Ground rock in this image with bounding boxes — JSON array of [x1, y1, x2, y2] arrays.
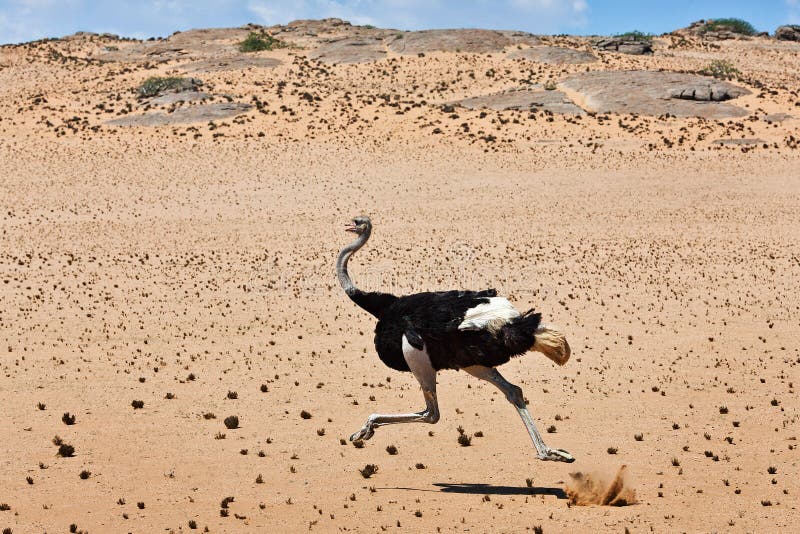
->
[[388, 29, 539, 55], [594, 37, 652, 55], [149, 91, 211, 106], [179, 56, 282, 73], [701, 30, 741, 41], [560, 71, 750, 119], [713, 138, 764, 146], [775, 25, 800, 41], [308, 38, 386, 64], [668, 82, 748, 102], [107, 102, 252, 127], [507, 46, 596, 64], [762, 113, 793, 123], [674, 20, 753, 40], [453, 87, 584, 115]]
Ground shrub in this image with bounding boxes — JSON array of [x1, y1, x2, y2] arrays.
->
[[239, 32, 286, 53], [702, 18, 756, 36], [615, 30, 653, 42], [136, 77, 199, 98], [359, 464, 378, 478], [224, 415, 239, 429], [57, 443, 75, 457], [700, 60, 740, 80]]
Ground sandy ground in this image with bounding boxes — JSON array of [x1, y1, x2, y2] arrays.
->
[[1, 26, 799, 533]]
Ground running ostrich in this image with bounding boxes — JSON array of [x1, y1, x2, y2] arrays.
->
[[337, 216, 575, 462]]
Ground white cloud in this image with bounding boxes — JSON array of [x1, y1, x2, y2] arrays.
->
[[246, 0, 589, 32]]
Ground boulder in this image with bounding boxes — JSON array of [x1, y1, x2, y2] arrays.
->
[[668, 82, 748, 102], [594, 36, 652, 55], [775, 25, 800, 41]]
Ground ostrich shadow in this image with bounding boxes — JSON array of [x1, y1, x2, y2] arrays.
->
[[435, 483, 567, 498], [379, 483, 567, 499]]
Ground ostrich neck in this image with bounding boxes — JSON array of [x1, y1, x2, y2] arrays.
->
[[336, 230, 370, 296]]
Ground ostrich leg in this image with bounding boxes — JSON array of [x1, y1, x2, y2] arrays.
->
[[464, 365, 574, 462], [350, 336, 440, 441]]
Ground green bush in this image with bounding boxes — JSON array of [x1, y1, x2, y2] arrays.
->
[[701, 18, 756, 36], [137, 77, 199, 98], [700, 59, 741, 80], [239, 32, 286, 52], [615, 30, 653, 42]]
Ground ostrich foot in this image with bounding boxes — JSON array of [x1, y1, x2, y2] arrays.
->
[[539, 448, 575, 463], [349, 425, 375, 442]]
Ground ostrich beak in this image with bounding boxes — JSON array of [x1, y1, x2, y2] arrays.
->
[[344, 222, 358, 233]]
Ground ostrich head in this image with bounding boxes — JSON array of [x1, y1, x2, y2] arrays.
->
[[345, 216, 371, 237], [337, 215, 372, 296]]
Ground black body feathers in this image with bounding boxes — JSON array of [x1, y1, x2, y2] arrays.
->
[[347, 287, 541, 372]]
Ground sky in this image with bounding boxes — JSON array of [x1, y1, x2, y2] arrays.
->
[[0, 0, 797, 45]]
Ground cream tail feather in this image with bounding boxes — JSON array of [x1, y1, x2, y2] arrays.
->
[[532, 324, 571, 366], [459, 298, 571, 365]]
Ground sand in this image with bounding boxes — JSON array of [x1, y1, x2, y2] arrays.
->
[[1, 23, 799, 533]]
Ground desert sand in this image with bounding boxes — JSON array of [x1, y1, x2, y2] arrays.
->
[[1, 19, 799, 533]]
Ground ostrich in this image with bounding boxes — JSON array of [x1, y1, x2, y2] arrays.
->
[[336, 216, 574, 462]]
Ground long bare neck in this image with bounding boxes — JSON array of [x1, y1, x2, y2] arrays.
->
[[336, 228, 371, 296]]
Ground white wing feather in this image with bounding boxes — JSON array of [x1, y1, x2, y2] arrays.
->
[[458, 297, 520, 333]]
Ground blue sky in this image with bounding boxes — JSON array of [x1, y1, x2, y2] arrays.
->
[[0, 0, 797, 45]]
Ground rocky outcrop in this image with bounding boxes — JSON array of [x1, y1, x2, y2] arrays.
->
[[308, 38, 386, 64], [668, 81, 748, 102], [674, 20, 754, 41], [148, 91, 211, 106], [107, 102, 252, 127], [593, 36, 652, 55], [507, 46, 596, 64], [179, 56, 282, 73], [775, 25, 800, 41], [453, 87, 584, 115], [560, 71, 750, 119], [387, 29, 539, 54]]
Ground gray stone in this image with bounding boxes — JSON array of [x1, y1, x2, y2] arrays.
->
[[560, 70, 751, 119], [775, 25, 800, 41], [453, 87, 584, 115], [594, 37, 652, 55], [387, 29, 539, 55], [507, 46, 596, 64], [107, 102, 252, 127], [713, 138, 764, 146], [668, 82, 748, 102], [149, 91, 211, 106], [763, 113, 793, 123], [308, 38, 386, 64]]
